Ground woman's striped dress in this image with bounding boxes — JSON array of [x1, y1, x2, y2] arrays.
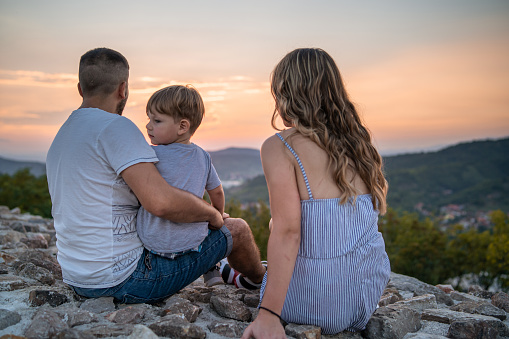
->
[[259, 133, 391, 334]]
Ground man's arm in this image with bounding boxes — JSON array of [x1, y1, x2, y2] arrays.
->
[[207, 184, 225, 215], [121, 162, 223, 228]]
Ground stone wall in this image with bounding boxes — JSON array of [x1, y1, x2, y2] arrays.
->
[[0, 206, 508, 339]]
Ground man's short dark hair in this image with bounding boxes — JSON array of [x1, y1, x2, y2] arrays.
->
[[79, 48, 129, 97]]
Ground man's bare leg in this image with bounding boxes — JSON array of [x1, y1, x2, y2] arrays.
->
[[223, 218, 266, 284]]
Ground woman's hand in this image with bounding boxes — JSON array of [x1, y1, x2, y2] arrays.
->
[[241, 311, 286, 339]]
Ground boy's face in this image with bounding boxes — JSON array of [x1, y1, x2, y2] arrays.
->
[[146, 110, 181, 145]]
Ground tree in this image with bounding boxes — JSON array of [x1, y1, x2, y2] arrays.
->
[[0, 169, 52, 218]]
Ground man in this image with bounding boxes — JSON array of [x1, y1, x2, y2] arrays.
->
[[46, 47, 266, 303]]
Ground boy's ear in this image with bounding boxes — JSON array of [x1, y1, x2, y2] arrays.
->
[[178, 119, 191, 135]]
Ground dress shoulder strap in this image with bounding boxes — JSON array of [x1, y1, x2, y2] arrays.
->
[[275, 133, 314, 200]]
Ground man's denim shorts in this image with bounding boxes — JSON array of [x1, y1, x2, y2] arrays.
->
[[71, 225, 233, 304]]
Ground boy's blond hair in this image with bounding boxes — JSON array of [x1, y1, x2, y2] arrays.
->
[[147, 85, 205, 134]]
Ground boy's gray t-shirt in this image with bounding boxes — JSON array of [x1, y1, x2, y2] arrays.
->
[[137, 143, 221, 253]]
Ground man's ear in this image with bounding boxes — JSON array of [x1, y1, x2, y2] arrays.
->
[[118, 82, 128, 99], [178, 119, 191, 135], [77, 83, 84, 98]]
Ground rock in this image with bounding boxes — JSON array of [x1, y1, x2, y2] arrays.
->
[[29, 290, 69, 307], [14, 262, 55, 285], [387, 273, 453, 306], [243, 293, 261, 307], [105, 305, 145, 324], [24, 308, 68, 339], [17, 249, 62, 279], [421, 308, 508, 336], [87, 323, 135, 337], [127, 324, 159, 339], [403, 334, 447, 338], [450, 291, 486, 303], [20, 233, 48, 249], [435, 284, 454, 294], [393, 294, 437, 313], [149, 314, 206, 339], [177, 286, 214, 303], [492, 291, 509, 312], [3, 209, 509, 339], [207, 320, 247, 337], [379, 287, 404, 307], [448, 319, 507, 339], [51, 328, 96, 339], [285, 323, 322, 338], [0, 308, 21, 330], [210, 295, 252, 322], [468, 285, 495, 299], [450, 300, 506, 320], [79, 297, 116, 314], [362, 305, 421, 339], [323, 330, 363, 338], [163, 296, 202, 322], [53, 305, 99, 327], [0, 275, 28, 291], [0, 230, 25, 246]]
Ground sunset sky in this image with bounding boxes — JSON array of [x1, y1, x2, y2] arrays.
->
[[1, 1, 508, 162]]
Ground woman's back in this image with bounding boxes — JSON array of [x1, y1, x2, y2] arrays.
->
[[278, 129, 369, 201]]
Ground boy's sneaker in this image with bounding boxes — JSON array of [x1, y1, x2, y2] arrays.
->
[[203, 264, 223, 287], [219, 259, 267, 290]]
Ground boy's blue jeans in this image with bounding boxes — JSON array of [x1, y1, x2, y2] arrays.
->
[[71, 225, 233, 304]]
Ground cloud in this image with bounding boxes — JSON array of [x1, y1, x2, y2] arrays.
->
[[0, 70, 76, 88]]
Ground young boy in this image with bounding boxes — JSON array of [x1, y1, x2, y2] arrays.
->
[[136, 85, 224, 287]]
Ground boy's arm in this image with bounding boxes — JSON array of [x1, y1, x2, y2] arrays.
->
[[121, 162, 223, 229], [207, 184, 225, 216]]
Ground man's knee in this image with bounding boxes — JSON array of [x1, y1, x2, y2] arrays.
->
[[224, 218, 252, 242]]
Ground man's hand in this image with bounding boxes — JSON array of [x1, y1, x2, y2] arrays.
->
[[208, 209, 224, 230]]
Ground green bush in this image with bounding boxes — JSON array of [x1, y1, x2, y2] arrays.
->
[[0, 168, 52, 218]]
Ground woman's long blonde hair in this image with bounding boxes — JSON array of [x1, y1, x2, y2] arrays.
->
[[271, 48, 388, 214]]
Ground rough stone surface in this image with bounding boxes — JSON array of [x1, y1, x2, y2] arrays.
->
[[387, 272, 454, 306], [285, 323, 322, 338], [492, 292, 509, 312], [448, 320, 506, 339], [207, 320, 247, 337], [393, 294, 437, 313], [469, 284, 496, 299], [0, 309, 21, 330], [163, 296, 203, 322], [79, 297, 116, 314], [210, 295, 252, 322], [28, 289, 69, 307], [149, 314, 206, 339], [1, 207, 508, 339], [363, 305, 421, 339], [450, 300, 507, 320], [105, 305, 145, 324], [24, 308, 69, 339], [421, 308, 509, 337]]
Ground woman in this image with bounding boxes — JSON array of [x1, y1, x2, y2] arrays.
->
[[242, 48, 390, 338]]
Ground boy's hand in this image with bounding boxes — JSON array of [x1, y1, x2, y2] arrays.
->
[[222, 212, 230, 219]]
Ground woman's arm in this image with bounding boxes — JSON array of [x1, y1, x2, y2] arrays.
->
[[242, 135, 301, 339]]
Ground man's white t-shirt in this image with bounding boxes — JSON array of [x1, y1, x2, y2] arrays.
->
[[46, 108, 158, 289]]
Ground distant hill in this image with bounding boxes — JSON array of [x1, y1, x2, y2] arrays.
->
[[0, 157, 46, 177], [384, 137, 509, 213], [209, 147, 263, 181], [224, 137, 509, 213], [0, 147, 263, 182]]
